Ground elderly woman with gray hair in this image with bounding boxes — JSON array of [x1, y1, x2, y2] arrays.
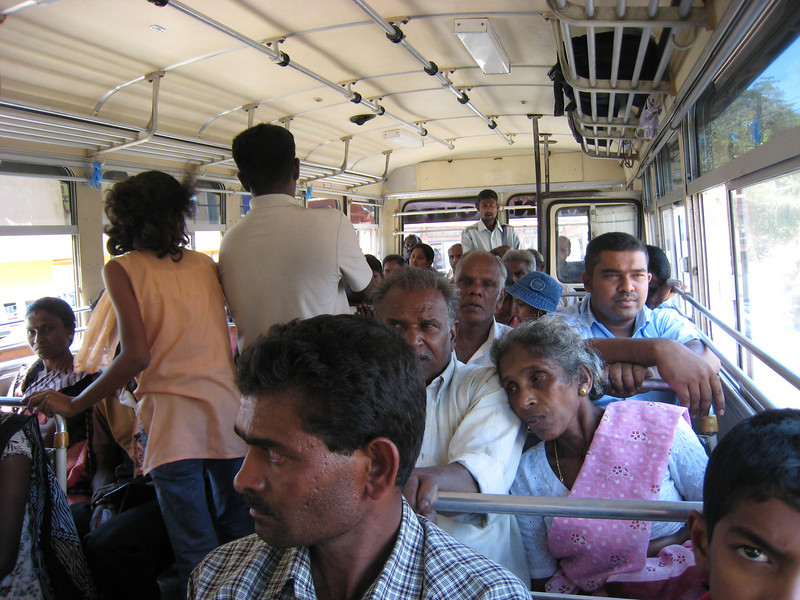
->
[[492, 315, 709, 598]]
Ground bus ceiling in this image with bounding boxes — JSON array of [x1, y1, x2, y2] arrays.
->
[[0, 0, 773, 193]]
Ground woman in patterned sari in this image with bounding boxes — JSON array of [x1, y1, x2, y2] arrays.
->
[[11, 297, 97, 501], [492, 315, 709, 598], [0, 411, 99, 600]]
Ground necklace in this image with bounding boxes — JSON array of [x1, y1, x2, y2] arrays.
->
[[552, 440, 565, 485]]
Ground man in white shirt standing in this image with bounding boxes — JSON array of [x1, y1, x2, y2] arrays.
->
[[373, 267, 528, 583], [461, 189, 520, 254], [219, 124, 372, 351]]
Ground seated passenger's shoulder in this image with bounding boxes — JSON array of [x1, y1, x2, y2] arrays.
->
[[453, 361, 504, 393], [189, 534, 279, 596]]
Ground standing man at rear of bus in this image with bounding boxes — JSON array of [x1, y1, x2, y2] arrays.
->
[[461, 189, 520, 255], [219, 124, 372, 352], [562, 231, 725, 418]]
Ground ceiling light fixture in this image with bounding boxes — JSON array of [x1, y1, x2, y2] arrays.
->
[[383, 129, 423, 149], [454, 18, 510, 75]]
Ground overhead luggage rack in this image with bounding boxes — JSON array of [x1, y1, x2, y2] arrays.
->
[[0, 101, 382, 188], [546, 0, 708, 160]]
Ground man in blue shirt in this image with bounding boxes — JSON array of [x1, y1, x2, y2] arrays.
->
[[563, 232, 723, 418]]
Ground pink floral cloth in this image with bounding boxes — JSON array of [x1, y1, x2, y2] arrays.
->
[[546, 401, 702, 597]]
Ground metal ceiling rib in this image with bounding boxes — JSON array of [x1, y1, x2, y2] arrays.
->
[[350, 0, 515, 146], [163, 0, 454, 151], [0, 101, 382, 188]]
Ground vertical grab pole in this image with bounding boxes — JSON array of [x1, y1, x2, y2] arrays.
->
[[529, 115, 542, 204], [53, 416, 68, 491], [541, 134, 551, 195]]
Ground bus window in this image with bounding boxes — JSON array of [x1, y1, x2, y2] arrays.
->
[[655, 136, 683, 199], [507, 194, 538, 250], [699, 185, 739, 365], [731, 168, 800, 408], [659, 201, 694, 320], [192, 231, 223, 262], [191, 189, 223, 226], [307, 198, 340, 210], [0, 168, 78, 347], [697, 34, 800, 175], [554, 206, 589, 283], [350, 201, 379, 257], [188, 183, 226, 259], [401, 198, 475, 273], [552, 203, 639, 284]]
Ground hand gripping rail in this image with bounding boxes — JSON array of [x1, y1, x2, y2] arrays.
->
[[0, 397, 68, 491]]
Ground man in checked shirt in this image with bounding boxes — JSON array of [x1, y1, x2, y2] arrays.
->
[[188, 314, 530, 600]]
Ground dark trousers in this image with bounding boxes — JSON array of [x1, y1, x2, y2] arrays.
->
[[72, 498, 174, 600]]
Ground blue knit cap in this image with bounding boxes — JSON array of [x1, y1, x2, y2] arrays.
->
[[507, 271, 562, 313]]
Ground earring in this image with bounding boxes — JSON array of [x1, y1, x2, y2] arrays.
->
[[578, 386, 588, 397]]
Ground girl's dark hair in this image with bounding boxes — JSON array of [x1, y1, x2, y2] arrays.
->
[[104, 170, 195, 260]]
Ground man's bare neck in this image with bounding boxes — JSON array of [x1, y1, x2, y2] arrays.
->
[[590, 300, 636, 338], [455, 318, 493, 362], [308, 500, 402, 600]]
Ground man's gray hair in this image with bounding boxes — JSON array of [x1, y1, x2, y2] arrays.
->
[[454, 251, 508, 287], [490, 314, 608, 400], [502, 249, 536, 272], [373, 266, 459, 326]]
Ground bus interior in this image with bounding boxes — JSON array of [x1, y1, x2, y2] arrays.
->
[[1, 1, 799, 594]]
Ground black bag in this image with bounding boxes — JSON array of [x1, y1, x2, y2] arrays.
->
[[550, 31, 662, 119]]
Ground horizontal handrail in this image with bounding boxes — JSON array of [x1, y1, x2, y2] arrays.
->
[[435, 492, 699, 521], [675, 288, 800, 393], [0, 397, 68, 491], [694, 331, 777, 411]]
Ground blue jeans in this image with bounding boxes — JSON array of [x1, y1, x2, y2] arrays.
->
[[149, 457, 253, 596]]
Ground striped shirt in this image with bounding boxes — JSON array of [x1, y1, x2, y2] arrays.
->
[[189, 499, 531, 600]]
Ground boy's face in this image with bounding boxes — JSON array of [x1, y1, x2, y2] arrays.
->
[[690, 498, 800, 600]]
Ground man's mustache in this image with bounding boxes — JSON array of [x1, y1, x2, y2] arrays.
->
[[243, 490, 272, 515]]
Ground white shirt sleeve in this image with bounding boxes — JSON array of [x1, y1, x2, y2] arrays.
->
[[505, 224, 521, 250], [448, 373, 525, 495], [336, 215, 372, 293], [461, 227, 477, 253]]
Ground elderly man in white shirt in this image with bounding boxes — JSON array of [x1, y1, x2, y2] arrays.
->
[[454, 251, 513, 366], [373, 267, 528, 583]]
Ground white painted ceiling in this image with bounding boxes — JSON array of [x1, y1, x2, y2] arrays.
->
[[0, 0, 673, 178]]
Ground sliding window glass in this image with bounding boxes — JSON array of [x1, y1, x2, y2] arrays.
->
[[697, 33, 800, 175], [731, 167, 800, 408], [0, 164, 78, 347], [401, 198, 475, 273]]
